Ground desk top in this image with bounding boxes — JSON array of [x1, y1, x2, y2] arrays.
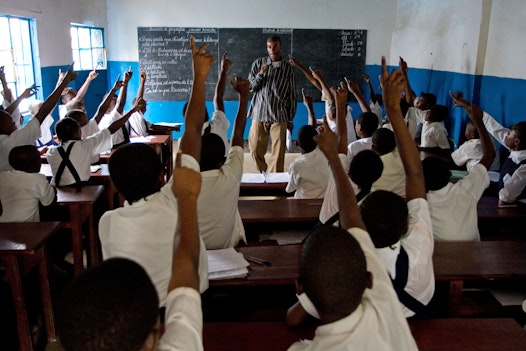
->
[[56, 185, 105, 203], [40, 163, 110, 178], [477, 196, 526, 219], [203, 318, 526, 351], [0, 222, 62, 254], [238, 198, 322, 223]]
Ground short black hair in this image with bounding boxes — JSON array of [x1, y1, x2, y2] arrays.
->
[[360, 190, 408, 248], [420, 93, 437, 108], [267, 35, 281, 44], [372, 128, 396, 155], [422, 156, 450, 191], [357, 112, 379, 137], [297, 125, 318, 153], [9, 145, 41, 173], [109, 143, 163, 204], [57, 258, 159, 351], [511, 121, 526, 150], [55, 117, 80, 142], [200, 133, 226, 171], [349, 150, 383, 201], [428, 104, 449, 123], [299, 226, 367, 319]]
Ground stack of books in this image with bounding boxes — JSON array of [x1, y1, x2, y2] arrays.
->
[[207, 247, 250, 280]]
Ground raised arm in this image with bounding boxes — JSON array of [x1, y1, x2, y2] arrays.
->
[[214, 52, 232, 113], [75, 68, 98, 100], [399, 57, 416, 107], [107, 101, 139, 134], [93, 76, 123, 124], [136, 69, 146, 102], [381, 57, 425, 201], [0, 66, 13, 104], [115, 68, 132, 114], [229, 77, 250, 148], [333, 81, 348, 155], [36, 65, 77, 124], [302, 88, 317, 127], [168, 152, 202, 292], [178, 36, 214, 162], [450, 91, 495, 170], [363, 74, 377, 104], [289, 57, 322, 91], [344, 77, 371, 113], [5, 84, 38, 115], [311, 68, 333, 105]]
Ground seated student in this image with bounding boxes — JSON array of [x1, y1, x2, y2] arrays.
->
[[289, 57, 357, 144], [0, 145, 55, 222], [286, 66, 418, 350], [348, 149, 383, 202], [57, 152, 205, 351], [363, 73, 384, 127], [58, 68, 98, 119], [98, 37, 212, 307], [371, 127, 406, 197], [419, 104, 451, 150], [47, 102, 137, 187], [28, 100, 57, 149], [346, 111, 379, 166], [99, 68, 133, 148], [197, 54, 249, 249], [451, 119, 500, 172], [286, 90, 330, 199], [0, 66, 77, 172]]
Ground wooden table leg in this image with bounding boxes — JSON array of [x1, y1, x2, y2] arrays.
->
[[3, 255, 34, 351], [447, 280, 464, 317], [69, 203, 84, 275], [37, 248, 57, 341], [86, 209, 100, 268]]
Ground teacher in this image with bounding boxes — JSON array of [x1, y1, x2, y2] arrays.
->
[[247, 35, 296, 172]]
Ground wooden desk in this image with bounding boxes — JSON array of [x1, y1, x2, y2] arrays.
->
[[203, 318, 526, 351], [238, 198, 322, 224], [0, 222, 62, 351], [433, 240, 526, 316], [55, 185, 105, 275]]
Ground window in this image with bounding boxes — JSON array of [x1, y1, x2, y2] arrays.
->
[[70, 25, 106, 71], [0, 14, 38, 113]]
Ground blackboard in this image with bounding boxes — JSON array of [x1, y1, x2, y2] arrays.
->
[[138, 27, 366, 102]]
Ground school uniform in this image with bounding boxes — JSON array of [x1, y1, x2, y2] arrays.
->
[[0, 171, 55, 222], [372, 149, 406, 197], [198, 146, 245, 249], [81, 118, 100, 139], [319, 153, 348, 224], [128, 111, 151, 137], [370, 100, 384, 127], [451, 138, 500, 172], [405, 107, 428, 140], [0, 117, 41, 171], [286, 147, 330, 199], [99, 109, 128, 146], [420, 121, 450, 149], [98, 154, 209, 307], [204, 110, 230, 157], [482, 111, 526, 202], [287, 227, 418, 351], [324, 99, 357, 145], [347, 137, 373, 166], [46, 129, 112, 186], [36, 114, 55, 147]]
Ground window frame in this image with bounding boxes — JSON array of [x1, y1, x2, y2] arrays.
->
[[70, 24, 107, 71]]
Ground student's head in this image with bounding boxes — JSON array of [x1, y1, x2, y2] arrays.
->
[[506, 122, 526, 151], [355, 112, 379, 138], [266, 36, 282, 62], [297, 125, 318, 154], [415, 93, 436, 110], [65, 98, 86, 113], [422, 157, 451, 191], [425, 104, 449, 123], [182, 101, 209, 123], [109, 143, 164, 204], [360, 190, 408, 248], [57, 258, 159, 351], [103, 93, 118, 113], [371, 128, 396, 156], [200, 133, 226, 171], [0, 110, 17, 135], [464, 120, 479, 140], [61, 88, 77, 105], [55, 117, 82, 142], [65, 109, 89, 127], [349, 150, 383, 199], [9, 145, 41, 173], [28, 100, 43, 117], [299, 225, 369, 322], [133, 97, 147, 114]]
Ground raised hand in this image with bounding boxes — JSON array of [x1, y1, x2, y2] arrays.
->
[[313, 116, 338, 157], [344, 77, 360, 95], [140, 69, 146, 81], [259, 57, 269, 75], [88, 68, 98, 81], [309, 67, 323, 81], [111, 74, 124, 92], [229, 76, 250, 95], [21, 84, 38, 99], [331, 81, 349, 106], [221, 52, 233, 72], [190, 36, 214, 80], [62, 64, 78, 84], [123, 67, 133, 83], [363, 74, 371, 83], [399, 56, 408, 76], [380, 57, 406, 112], [302, 88, 313, 108]]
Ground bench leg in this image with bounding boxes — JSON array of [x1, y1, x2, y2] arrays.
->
[[37, 248, 57, 341], [447, 280, 464, 317]]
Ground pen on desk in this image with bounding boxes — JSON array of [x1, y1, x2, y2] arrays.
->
[[245, 255, 272, 266]]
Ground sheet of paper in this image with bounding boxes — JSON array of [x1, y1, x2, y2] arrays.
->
[[155, 122, 183, 128], [129, 136, 153, 143], [242, 173, 266, 183], [90, 165, 101, 173], [207, 248, 249, 280], [270, 229, 309, 245], [264, 172, 290, 183]]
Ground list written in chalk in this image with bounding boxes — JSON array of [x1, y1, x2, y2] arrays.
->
[[137, 27, 366, 101]]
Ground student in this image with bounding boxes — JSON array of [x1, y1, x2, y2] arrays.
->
[[286, 64, 418, 350], [197, 53, 249, 249], [0, 145, 55, 222], [58, 68, 98, 119], [57, 152, 205, 351], [47, 102, 137, 187], [348, 149, 383, 202], [98, 37, 212, 307], [346, 111, 379, 166], [286, 89, 330, 199], [363, 73, 384, 126], [28, 99, 57, 149], [371, 127, 406, 197], [419, 104, 451, 150], [451, 120, 500, 172], [289, 57, 357, 144], [0, 65, 77, 172]]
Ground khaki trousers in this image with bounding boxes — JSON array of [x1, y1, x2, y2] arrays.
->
[[248, 121, 287, 172]]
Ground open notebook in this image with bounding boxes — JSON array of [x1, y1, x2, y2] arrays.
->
[[207, 248, 250, 280], [241, 171, 290, 183]]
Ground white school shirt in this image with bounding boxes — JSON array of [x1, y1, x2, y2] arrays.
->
[[98, 154, 209, 307], [287, 227, 418, 351], [482, 111, 526, 202], [0, 171, 55, 222], [46, 129, 112, 186], [452, 138, 500, 172], [426, 164, 489, 241], [347, 137, 372, 167], [319, 153, 348, 224], [324, 100, 357, 145], [204, 110, 231, 157], [159, 287, 203, 351], [99, 109, 126, 145], [375, 198, 435, 318], [198, 146, 245, 249], [370, 100, 384, 127], [81, 118, 100, 139], [36, 115, 54, 146], [420, 121, 450, 149], [286, 147, 330, 199], [0, 117, 41, 171], [405, 107, 428, 140], [372, 149, 406, 197], [128, 111, 151, 137]]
